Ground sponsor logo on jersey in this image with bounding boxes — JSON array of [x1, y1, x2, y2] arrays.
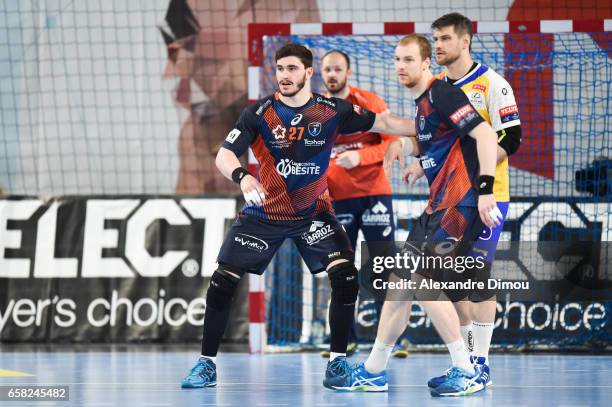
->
[[499, 105, 519, 123], [272, 125, 287, 140], [255, 99, 272, 116], [316, 96, 336, 107], [417, 132, 432, 141], [302, 221, 335, 246], [468, 91, 485, 109], [235, 233, 269, 252], [362, 201, 391, 226], [305, 139, 325, 147], [336, 214, 355, 225], [331, 142, 363, 158], [308, 122, 322, 137], [472, 84, 487, 92], [225, 128, 241, 144], [420, 156, 437, 169], [291, 114, 303, 126], [276, 159, 321, 178], [449, 104, 476, 125]]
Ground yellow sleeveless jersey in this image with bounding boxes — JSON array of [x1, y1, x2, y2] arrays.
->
[[437, 64, 520, 202]]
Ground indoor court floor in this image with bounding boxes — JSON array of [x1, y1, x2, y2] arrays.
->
[[0, 346, 610, 406]]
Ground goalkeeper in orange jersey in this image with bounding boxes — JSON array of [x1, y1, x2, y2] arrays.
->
[[320, 50, 408, 358]]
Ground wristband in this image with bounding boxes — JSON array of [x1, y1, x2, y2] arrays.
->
[[231, 167, 251, 184], [478, 175, 494, 195]]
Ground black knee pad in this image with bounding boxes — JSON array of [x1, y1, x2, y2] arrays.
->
[[327, 262, 359, 305], [206, 265, 242, 310]]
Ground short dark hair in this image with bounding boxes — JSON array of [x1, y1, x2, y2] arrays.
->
[[431, 12, 473, 51], [274, 43, 313, 68], [321, 50, 351, 70]]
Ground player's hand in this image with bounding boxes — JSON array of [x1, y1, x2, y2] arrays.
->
[[478, 194, 502, 228], [240, 175, 267, 207], [335, 151, 360, 169], [401, 162, 425, 186], [383, 139, 405, 179]]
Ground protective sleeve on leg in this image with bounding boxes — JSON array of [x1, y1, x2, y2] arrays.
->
[[327, 261, 359, 305], [206, 266, 241, 310]]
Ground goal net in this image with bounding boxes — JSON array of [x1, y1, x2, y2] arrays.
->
[[250, 23, 612, 351]]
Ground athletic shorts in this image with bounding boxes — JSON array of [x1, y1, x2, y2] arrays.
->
[[333, 195, 395, 251], [470, 201, 509, 263], [216, 211, 353, 275], [404, 205, 488, 301]]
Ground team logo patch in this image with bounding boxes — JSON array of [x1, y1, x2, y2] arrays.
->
[[419, 115, 425, 131], [499, 105, 519, 123], [308, 122, 322, 137], [353, 104, 362, 114]]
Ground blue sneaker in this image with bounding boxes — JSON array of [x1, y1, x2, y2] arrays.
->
[[471, 356, 492, 387], [427, 367, 452, 388], [181, 357, 217, 388], [429, 367, 485, 397], [323, 356, 351, 389], [330, 362, 388, 392]]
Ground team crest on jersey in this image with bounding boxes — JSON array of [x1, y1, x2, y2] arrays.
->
[[308, 122, 322, 137], [419, 115, 426, 131]]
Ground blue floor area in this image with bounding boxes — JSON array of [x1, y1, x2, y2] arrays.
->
[[0, 349, 611, 406]]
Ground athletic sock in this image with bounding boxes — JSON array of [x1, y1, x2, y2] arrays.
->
[[472, 321, 494, 362], [330, 352, 346, 361], [329, 298, 355, 354], [364, 339, 394, 373], [460, 323, 474, 353], [447, 339, 475, 375], [200, 303, 232, 357], [199, 355, 217, 364]]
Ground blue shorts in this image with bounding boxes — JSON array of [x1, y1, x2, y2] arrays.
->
[[333, 195, 395, 253], [216, 211, 353, 275], [470, 201, 510, 263]]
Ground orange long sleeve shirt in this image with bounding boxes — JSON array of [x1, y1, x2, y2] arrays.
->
[[327, 86, 398, 200]]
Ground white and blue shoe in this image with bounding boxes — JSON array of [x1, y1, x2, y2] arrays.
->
[[429, 366, 485, 397], [428, 356, 492, 389], [181, 357, 217, 388], [323, 356, 352, 389], [471, 356, 492, 387], [330, 362, 388, 392]]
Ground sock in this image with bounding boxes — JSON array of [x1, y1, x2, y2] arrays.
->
[[200, 355, 217, 364], [472, 321, 494, 362], [329, 297, 355, 354], [200, 303, 232, 357], [364, 339, 394, 374], [330, 352, 346, 361], [460, 323, 474, 354], [446, 339, 475, 375]]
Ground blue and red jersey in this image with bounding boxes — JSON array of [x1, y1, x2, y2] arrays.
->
[[414, 79, 485, 213], [222, 92, 376, 221]]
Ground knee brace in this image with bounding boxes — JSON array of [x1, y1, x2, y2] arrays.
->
[[206, 265, 242, 310], [327, 262, 359, 305]]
